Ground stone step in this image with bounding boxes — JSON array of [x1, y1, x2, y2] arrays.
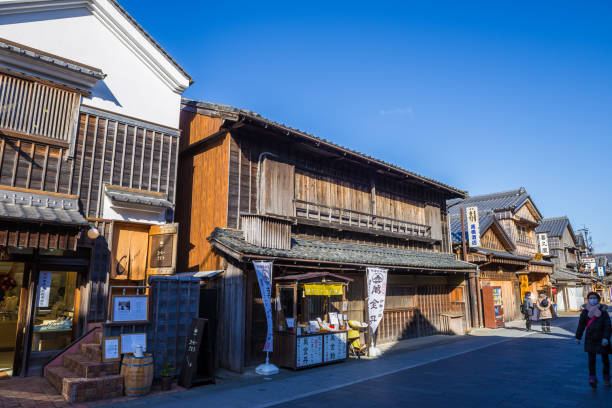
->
[[63, 353, 120, 378], [45, 365, 123, 403], [80, 342, 102, 361]]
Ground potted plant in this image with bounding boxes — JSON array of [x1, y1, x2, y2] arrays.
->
[[160, 362, 173, 391]]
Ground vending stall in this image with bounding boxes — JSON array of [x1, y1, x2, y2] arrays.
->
[[482, 285, 505, 328], [272, 272, 353, 370]]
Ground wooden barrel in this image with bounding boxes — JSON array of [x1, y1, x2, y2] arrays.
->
[[121, 353, 154, 396]]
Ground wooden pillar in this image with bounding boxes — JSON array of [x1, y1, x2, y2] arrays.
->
[[223, 262, 246, 372]]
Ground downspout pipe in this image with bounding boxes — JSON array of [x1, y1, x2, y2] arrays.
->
[[256, 152, 279, 214]]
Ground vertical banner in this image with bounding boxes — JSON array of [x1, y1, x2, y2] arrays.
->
[[37, 271, 52, 307], [366, 267, 388, 336], [537, 233, 550, 256], [253, 261, 274, 352], [466, 207, 481, 248], [519, 274, 529, 300]]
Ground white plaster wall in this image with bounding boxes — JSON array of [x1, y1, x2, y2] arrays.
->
[[0, 7, 184, 128]]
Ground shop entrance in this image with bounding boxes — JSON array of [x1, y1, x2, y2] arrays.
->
[[0, 262, 24, 376], [27, 270, 79, 374]]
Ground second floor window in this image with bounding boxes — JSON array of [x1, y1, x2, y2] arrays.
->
[[517, 225, 531, 244]]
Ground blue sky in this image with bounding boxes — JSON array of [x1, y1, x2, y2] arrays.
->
[[125, 1, 612, 251]]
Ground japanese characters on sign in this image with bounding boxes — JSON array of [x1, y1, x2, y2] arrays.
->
[[253, 261, 274, 352], [537, 233, 550, 256], [597, 266, 606, 277], [366, 267, 388, 336], [296, 335, 322, 367], [466, 206, 481, 248], [323, 332, 347, 362], [37, 271, 52, 307]]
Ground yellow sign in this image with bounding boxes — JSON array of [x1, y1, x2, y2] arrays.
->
[[534, 253, 543, 261], [303, 284, 343, 296], [520, 275, 529, 299]]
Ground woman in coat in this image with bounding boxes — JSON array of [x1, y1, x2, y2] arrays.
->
[[536, 291, 553, 333], [576, 292, 611, 388]]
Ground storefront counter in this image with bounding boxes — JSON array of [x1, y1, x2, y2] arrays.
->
[[273, 330, 348, 370]]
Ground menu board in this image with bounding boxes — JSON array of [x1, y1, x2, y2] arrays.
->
[[296, 335, 323, 368], [324, 332, 347, 362]]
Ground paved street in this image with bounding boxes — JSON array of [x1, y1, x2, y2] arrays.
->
[[104, 316, 609, 408], [272, 317, 609, 408]]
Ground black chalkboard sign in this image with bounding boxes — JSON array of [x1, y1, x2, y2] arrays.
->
[[178, 318, 214, 388]]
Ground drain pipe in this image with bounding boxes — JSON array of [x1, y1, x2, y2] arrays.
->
[[256, 152, 279, 214]]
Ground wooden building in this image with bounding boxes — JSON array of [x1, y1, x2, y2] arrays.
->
[[537, 217, 588, 311], [0, 0, 190, 379], [448, 188, 553, 323], [176, 100, 477, 373]]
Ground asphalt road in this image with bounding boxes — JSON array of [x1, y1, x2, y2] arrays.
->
[[271, 317, 610, 408]]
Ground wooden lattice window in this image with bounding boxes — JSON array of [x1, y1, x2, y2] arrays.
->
[[0, 73, 80, 142]]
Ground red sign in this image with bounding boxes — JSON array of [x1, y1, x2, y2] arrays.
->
[[551, 287, 557, 294]]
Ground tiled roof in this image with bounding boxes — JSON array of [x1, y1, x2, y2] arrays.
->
[[0, 38, 105, 79], [447, 187, 539, 217], [536, 217, 575, 241], [551, 269, 586, 282], [105, 185, 172, 208], [476, 249, 531, 262], [182, 99, 466, 198], [0, 188, 88, 226], [449, 212, 515, 253], [209, 228, 476, 271]]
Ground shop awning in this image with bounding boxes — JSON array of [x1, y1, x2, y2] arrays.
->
[[105, 185, 173, 208], [275, 272, 354, 282], [208, 228, 477, 272], [0, 187, 88, 250]]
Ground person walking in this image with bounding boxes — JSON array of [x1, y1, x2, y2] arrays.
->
[[521, 292, 534, 331], [536, 291, 553, 333], [576, 292, 611, 388]]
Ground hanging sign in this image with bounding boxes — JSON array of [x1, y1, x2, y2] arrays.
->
[[366, 267, 388, 335], [303, 283, 343, 296], [519, 274, 529, 300], [597, 266, 606, 277], [253, 260, 274, 352], [37, 271, 52, 307], [466, 207, 481, 248], [537, 233, 550, 256]]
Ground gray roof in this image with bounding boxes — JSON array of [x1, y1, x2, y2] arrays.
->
[[0, 38, 105, 80], [182, 99, 466, 198], [209, 228, 476, 271], [105, 185, 172, 208], [0, 188, 88, 226], [536, 217, 576, 242], [447, 187, 541, 218], [449, 211, 515, 251], [551, 269, 584, 282], [475, 248, 531, 262]]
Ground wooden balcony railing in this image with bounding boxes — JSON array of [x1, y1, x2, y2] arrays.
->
[[0, 73, 80, 143], [294, 199, 431, 238], [517, 235, 534, 246]]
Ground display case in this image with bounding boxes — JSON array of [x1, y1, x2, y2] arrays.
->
[[482, 285, 505, 328], [271, 272, 353, 370]]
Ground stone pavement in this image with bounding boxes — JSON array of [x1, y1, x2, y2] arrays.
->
[[0, 373, 184, 408], [101, 317, 583, 408]]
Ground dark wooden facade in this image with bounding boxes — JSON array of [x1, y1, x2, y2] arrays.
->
[[177, 101, 474, 372]]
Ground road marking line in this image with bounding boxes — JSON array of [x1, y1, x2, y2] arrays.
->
[[255, 320, 577, 408]]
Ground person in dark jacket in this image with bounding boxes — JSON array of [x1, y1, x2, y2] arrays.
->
[[521, 292, 534, 331], [576, 292, 611, 388]]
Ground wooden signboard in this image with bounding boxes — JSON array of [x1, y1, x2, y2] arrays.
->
[[147, 223, 178, 276], [102, 337, 121, 362], [178, 318, 214, 388]]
